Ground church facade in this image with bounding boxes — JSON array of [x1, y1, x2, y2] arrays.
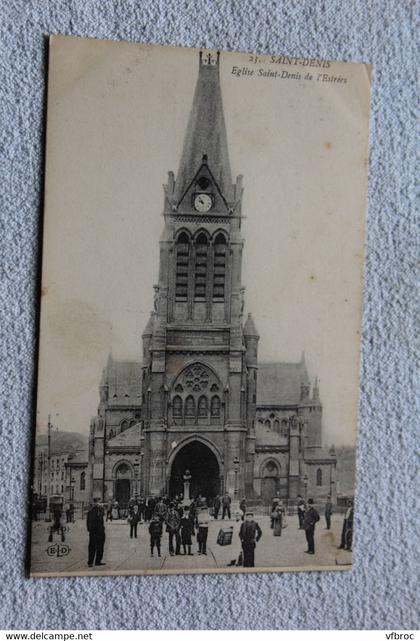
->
[[89, 51, 336, 507]]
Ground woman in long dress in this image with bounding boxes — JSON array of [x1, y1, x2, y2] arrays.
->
[[272, 501, 285, 536]]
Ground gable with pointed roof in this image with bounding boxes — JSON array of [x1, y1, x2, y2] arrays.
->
[[257, 361, 310, 406], [174, 51, 233, 206], [103, 358, 143, 408]]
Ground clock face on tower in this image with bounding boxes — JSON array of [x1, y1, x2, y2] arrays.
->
[[193, 193, 213, 212]]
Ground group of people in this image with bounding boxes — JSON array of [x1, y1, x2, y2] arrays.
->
[[105, 496, 169, 523], [142, 496, 211, 558], [294, 493, 354, 554], [86, 492, 354, 568], [211, 493, 233, 520], [92, 494, 216, 562]]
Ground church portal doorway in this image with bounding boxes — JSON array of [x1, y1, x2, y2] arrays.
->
[[115, 479, 131, 507], [261, 460, 280, 504], [169, 441, 221, 501]]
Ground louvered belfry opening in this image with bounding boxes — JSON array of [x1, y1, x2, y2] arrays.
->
[[194, 232, 208, 300], [213, 233, 226, 300], [175, 232, 190, 301]]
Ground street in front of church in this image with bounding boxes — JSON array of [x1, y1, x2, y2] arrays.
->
[[31, 512, 351, 576]]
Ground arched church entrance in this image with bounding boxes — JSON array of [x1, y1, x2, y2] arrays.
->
[[169, 441, 221, 501], [261, 460, 280, 504], [114, 462, 132, 509]]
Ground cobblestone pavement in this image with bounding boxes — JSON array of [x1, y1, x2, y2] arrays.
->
[[30, 513, 352, 576]]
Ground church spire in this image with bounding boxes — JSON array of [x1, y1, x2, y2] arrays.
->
[[174, 50, 233, 204]]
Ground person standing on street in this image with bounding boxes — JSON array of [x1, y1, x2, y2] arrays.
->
[[222, 492, 231, 520], [297, 494, 305, 529], [138, 496, 146, 522], [196, 507, 210, 555], [154, 497, 168, 523], [270, 492, 281, 528], [325, 495, 333, 529], [339, 499, 354, 551], [303, 498, 320, 555], [128, 503, 141, 538], [239, 511, 262, 567], [149, 516, 162, 557], [239, 496, 247, 521], [180, 505, 195, 555], [165, 503, 181, 556], [213, 494, 221, 520], [87, 497, 106, 567], [106, 499, 113, 522], [272, 500, 285, 536]]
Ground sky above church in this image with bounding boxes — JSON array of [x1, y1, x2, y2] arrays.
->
[[36, 37, 371, 446]]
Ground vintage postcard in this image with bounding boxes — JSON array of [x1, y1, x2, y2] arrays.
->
[[30, 35, 371, 577]]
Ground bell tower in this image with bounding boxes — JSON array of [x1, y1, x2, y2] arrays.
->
[[141, 50, 255, 499]]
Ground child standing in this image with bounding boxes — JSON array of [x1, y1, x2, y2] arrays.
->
[[180, 505, 195, 555], [149, 516, 162, 557]]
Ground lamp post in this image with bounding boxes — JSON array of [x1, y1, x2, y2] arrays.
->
[[134, 457, 140, 499], [70, 475, 76, 502], [233, 456, 240, 499], [303, 473, 309, 502], [139, 451, 144, 496], [46, 415, 52, 521]]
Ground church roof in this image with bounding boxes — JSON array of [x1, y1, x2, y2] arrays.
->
[[101, 358, 313, 408], [174, 52, 233, 203], [305, 445, 336, 461], [142, 312, 154, 337], [107, 422, 142, 448], [257, 361, 310, 406], [67, 450, 88, 465], [103, 358, 142, 407]]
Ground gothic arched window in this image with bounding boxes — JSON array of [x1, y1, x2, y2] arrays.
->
[[210, 395, 221, 418], [80, 471, 86, 491], [173, 395, 183, 418], [316, 468, 323, 486], [198, 395, 208, 418], [265, 419, 271, 429], [273, 419, 280, 432], [175, 232, 190, 301], [213, 233, 227, 299], [263, 460, 279, 478], [185, 396, 195, 418], [120, 419, 129, 432], [194, 233, 209, 299]]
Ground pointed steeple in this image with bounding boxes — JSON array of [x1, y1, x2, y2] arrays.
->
[[100, 352, 113, 386], [174, 50, 233, 204], [243, 313, 259, 337], [312, 376, 320, 402]]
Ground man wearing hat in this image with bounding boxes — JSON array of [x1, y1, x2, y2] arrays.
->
[[87, 496, 106, 567], [324, 495, 333, 530], [238, 510, 262, 567], [196, 506, 210, 555], [303, 498, 320, 555], [339, 499, 354, 551], [165, 502, 181, 556]]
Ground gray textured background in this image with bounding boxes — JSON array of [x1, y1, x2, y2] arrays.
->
[[0, 0, 417, 630]]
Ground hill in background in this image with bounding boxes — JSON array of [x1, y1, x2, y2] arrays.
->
[[36, 430, 88, 455]]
